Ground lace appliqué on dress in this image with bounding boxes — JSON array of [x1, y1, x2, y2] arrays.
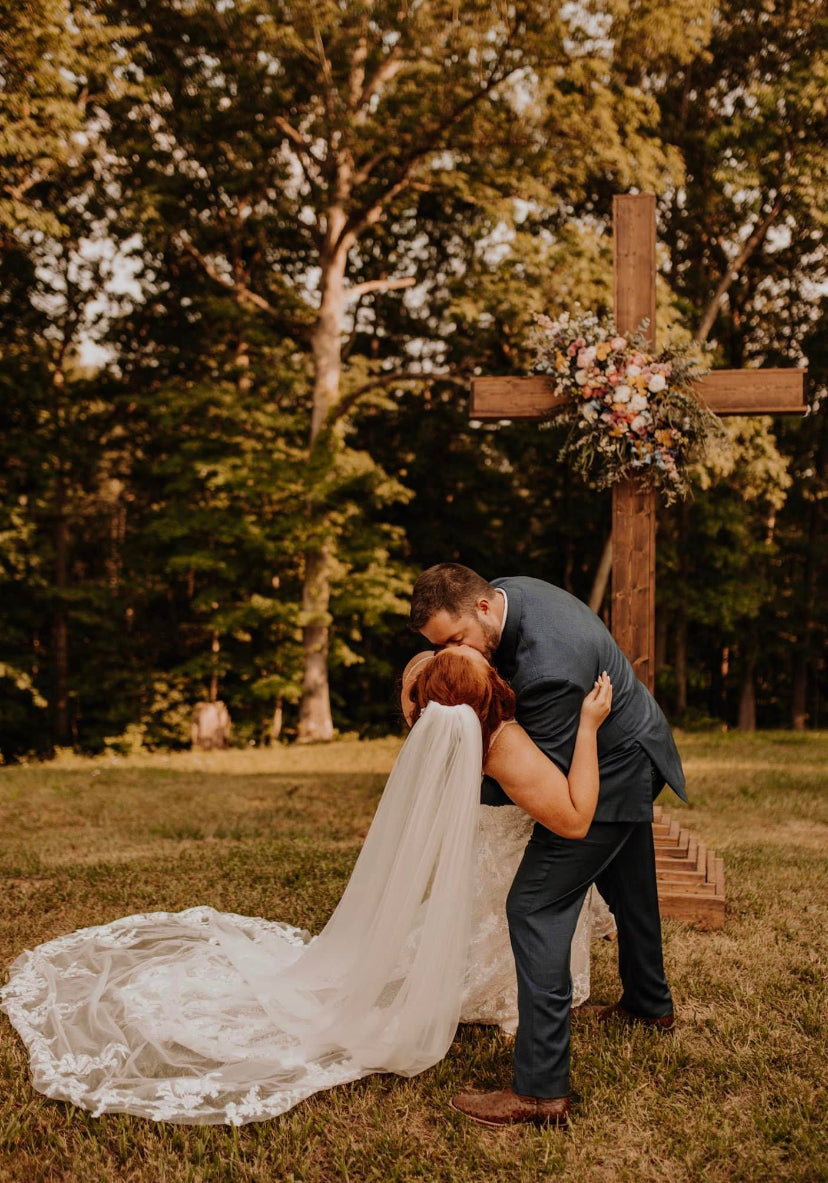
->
[[460, 806, 616, 1034]]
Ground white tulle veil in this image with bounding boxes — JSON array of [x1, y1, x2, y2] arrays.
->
[[1, 702, 486, 1124]]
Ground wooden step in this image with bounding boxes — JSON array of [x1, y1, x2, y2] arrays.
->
[[657, 866, 708, 886], [652, 808, 725, 930]]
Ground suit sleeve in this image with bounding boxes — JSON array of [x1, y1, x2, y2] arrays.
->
[[514, 678, 585, 776]]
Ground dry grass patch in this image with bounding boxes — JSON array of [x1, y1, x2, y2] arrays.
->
[[1, 731, 826, 1182]]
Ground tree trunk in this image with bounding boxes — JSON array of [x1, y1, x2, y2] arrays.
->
[[655, 606, 668, 671], [298, 542, 335, 741], [737, 649, 757, 732], [209, 629, 220, 703], [53, 487, 70, 747], [791, 458, 822, 730], [673, 502, 690, 715], [674, 610, 688, 716], [710, 646, 729, 723], [563, 538, 574, 595], [270, 696, 284, 743], [297, 215, 351, 743], [791, 656, 808, 732], [588, 532, 612, 614], [694, 196, 784, 345]]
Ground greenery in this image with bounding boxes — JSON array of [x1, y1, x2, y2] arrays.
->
[[1, 0, 826, 760], [0, 732, 826, 1181]]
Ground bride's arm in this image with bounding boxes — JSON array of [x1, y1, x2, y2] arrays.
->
[[483, 673, 612, 839]]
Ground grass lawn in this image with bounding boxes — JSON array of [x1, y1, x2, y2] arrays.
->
[[1, 731, 826, 1183]]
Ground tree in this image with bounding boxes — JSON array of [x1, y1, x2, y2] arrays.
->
[[93, 0, 700, 739], [0, 0, 137, 241]]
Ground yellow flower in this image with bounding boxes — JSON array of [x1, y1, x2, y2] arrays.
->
[[555, 351, 569, 373], [595, 342, 612, 361], [656, 429, 674, 446]]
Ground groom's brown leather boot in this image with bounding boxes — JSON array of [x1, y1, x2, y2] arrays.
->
[[449, 1086, 571, 1129], [598, 1000, 676, 1032]]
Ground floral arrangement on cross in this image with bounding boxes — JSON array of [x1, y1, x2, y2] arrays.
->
[[530, 310, 722, 504]]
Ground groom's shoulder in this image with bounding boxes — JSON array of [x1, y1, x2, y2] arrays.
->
[[494, 575, 608, 641], [492, 574, 559, 594], [493, 575, 579, 607]]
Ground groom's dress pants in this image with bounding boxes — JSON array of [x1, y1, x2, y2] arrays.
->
[[506, 801, 673, 1098]]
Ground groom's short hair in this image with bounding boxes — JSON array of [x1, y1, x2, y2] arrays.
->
[[409, 563, 496, 630]]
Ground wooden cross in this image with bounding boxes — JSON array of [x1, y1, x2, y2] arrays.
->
[[471, 193, 807, 692]]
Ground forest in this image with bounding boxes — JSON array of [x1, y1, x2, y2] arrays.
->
[[1, 0, 825, 761]]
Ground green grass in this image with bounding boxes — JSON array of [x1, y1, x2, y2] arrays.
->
[[1, 731, 827, 1182]]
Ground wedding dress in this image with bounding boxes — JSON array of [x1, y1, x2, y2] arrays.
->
[[1, 704, 613, 1125]]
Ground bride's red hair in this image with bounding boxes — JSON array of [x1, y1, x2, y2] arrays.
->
[[407, 651, 516, 757]]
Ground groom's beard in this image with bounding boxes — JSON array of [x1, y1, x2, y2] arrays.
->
[[478, 614, 501, 660]]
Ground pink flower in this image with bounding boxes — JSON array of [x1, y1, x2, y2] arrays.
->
[[611, 336, 626, 351]]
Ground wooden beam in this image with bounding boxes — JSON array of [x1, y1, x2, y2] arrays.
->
[[611, 195, 657, 693], [470, 375, 567, 419], [612, 480, 656, 691], [693, 368, 807, 415], [613, 193, 657, 343], [470, 369, 806, 421]]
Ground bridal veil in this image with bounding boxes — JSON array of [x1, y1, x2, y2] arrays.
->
[[1, 702, 486, 1124]]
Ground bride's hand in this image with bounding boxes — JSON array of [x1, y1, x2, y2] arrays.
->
[[581, 671, 612, 729]]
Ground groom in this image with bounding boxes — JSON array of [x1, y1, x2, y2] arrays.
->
[[408, 563, 686, 1129]]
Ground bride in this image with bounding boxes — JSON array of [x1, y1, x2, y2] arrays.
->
[[1, 651, 613, 1126]]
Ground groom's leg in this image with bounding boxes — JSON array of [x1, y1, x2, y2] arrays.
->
[[506, 822, 635, 1098], [594, 819, 673, 1017]]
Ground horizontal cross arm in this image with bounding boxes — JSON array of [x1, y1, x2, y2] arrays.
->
[[694, 369, 807, 414], [470, 369, 807, 420]]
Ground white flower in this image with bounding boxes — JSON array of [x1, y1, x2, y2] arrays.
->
[[614, 385, 631, 403], [575, 369, 589, 385], [577, 346, 596, 368], [648, 372, 667, 393], [611, 336, 627, 351], [630, 393, 648, 412], [626, 364, 642, 378], [630, 414, 648, 432], [582, 404, 599, 422]]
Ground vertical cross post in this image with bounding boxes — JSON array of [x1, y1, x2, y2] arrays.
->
[[611, 194, 658, 692]]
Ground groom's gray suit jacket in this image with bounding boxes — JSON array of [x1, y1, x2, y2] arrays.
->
[[483, 576, 687, 823]]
